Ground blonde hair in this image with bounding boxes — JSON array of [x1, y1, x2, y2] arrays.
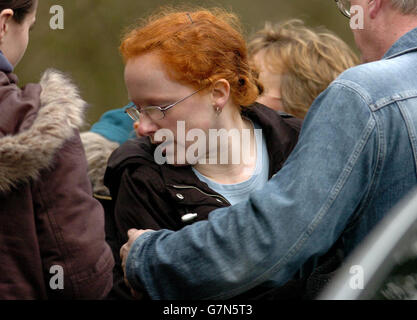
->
[[248, 19, 359, 118], [390, 0, 417, 14]]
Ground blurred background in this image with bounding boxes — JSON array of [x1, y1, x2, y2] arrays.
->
[[16, 0, 357, 127]]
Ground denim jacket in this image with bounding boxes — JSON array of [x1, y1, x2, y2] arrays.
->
[[125, 27, 417, 300]]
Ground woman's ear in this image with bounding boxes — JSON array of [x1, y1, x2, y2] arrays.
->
[[0, 9, 13, 43], [210, 79, 230, 113]]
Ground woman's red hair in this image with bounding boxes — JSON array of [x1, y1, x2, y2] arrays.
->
[[120, 7, 259, 107]]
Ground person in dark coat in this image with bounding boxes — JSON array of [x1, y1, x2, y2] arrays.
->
[[103, 8, 302, 299], [0, 0, 114, 299]]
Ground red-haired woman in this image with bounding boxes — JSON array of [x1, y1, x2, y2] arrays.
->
[[104, 7, 301, 299]]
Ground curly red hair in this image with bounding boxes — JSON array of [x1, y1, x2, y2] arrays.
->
[[120, 7, 259, 107]]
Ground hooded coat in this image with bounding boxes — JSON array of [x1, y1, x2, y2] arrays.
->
[[0, 67, 114, 299]]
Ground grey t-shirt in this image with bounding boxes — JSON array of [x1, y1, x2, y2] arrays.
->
[[192, 121, 269, 206]]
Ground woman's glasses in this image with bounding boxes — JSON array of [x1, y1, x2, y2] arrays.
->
[[125, 87, 205, 122]]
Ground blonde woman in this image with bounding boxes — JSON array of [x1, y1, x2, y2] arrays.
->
[[249, 19, 359, 118]]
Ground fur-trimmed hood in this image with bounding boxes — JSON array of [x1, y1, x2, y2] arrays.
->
[[0, 69, 87, 193]]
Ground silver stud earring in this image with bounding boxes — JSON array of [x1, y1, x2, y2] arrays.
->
[[215, 106, 222, 116]]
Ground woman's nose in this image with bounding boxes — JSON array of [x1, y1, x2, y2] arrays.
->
[[133, 115, 158, 138]]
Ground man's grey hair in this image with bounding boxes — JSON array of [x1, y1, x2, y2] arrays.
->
[[391, 0, 417, 15]]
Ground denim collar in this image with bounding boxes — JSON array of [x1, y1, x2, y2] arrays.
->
[[383, 27, 417, 60], [0, 51, 13, 73]]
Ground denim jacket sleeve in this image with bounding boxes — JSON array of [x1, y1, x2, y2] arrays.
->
[[125, 80, 379, 300]]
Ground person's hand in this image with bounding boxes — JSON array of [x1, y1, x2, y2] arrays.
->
[[120, 228, 153, 299]]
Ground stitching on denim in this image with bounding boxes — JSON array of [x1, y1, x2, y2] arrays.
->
[[207, 117, 377, 300], [346, 100, 417, 241], [333, 80, 417, 112], [332, 80, 373, 107], [372, 91, 417, 111], [344, 112, 384, 234], [397, 101, 417, 173]]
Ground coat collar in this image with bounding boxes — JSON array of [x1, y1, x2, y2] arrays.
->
[[383, 27, 417, 60]]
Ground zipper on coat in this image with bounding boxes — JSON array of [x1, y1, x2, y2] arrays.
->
[[168, 184, 231, 206]]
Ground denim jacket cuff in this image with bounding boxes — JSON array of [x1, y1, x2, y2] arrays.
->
[[125, 231, 156, 291]]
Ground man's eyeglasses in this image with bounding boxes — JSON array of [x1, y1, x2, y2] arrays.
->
[[125, 87, 206, 122], [335, 0, 351, 19]]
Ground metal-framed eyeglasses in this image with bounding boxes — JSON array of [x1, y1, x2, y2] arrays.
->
[[335, 0, 351, 18], [125, 87, 206, 122]]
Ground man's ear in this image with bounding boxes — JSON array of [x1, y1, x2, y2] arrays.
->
[[210, 79, 230, 112], [369, 0, 383, 19], [0, 9, 13, 43]]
